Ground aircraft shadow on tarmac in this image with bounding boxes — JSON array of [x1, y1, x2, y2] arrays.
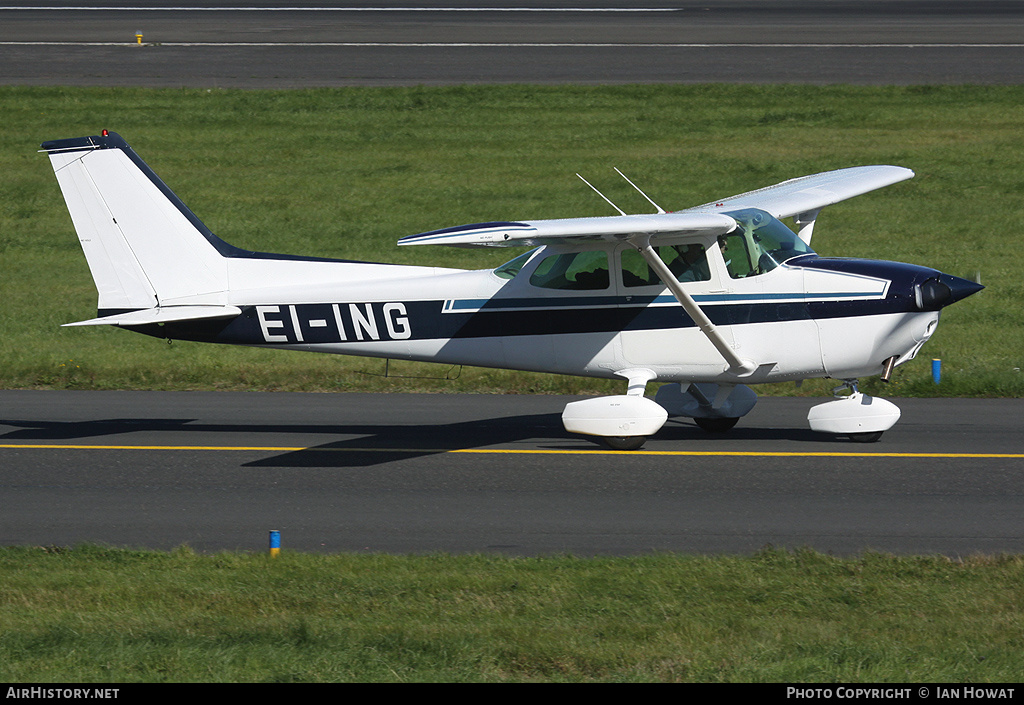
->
[[0, 414, 827, 468]]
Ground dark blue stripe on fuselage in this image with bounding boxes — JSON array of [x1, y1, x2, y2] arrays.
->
[[129, 257, 937, 345]]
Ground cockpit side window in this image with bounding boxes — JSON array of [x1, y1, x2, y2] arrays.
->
[[719, 208, 814, 278], [719, 231, 758, 279], [529, 250, 610, 290], [621, 244, 711, 288]]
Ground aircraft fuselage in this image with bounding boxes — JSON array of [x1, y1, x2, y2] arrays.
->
[[133, 246, 962, 387]]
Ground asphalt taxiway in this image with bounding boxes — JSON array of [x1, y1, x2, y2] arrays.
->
[[2, 390, 1022, 556]]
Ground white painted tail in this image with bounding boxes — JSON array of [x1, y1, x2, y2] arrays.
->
[[42, 133, 229, 314]]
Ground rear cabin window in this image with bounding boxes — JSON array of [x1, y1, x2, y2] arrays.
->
[[529, 251, 610, 290]]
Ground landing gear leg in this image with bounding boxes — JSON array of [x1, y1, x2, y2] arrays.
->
[[654, 382, 756, 433]]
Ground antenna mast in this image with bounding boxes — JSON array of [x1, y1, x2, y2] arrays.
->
[[576, 173, 627, 215], [615, 167, 665, 214]]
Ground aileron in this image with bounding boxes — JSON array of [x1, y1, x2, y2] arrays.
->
[[691, 165, 915, 220]]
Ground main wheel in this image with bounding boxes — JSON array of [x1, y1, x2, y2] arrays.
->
[[848, 431, 883, 443], [694, 417, 740, 433], [602, 436, 648, 451]]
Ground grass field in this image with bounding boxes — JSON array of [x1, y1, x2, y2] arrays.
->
[[2, 84, 1021, 397], [1, 545, 1023, 683]]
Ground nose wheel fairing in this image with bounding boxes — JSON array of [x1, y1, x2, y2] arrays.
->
[[807, 382, 901, 442]]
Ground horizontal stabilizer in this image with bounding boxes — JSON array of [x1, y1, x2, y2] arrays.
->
[[691, 165, 914, 220], [64, 305, 242, 328], [399, 212, 737, 248]]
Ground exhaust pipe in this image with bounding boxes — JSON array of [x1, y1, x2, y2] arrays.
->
[[880, 355, 898, 383]]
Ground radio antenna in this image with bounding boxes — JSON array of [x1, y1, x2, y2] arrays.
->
[[576, 173, 626, 215], [615, 167, 665, 214]]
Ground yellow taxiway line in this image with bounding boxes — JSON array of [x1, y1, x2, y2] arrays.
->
[[0, 444, 1023, 459]]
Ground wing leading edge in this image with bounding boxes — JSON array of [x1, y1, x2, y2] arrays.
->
[[399, 212, 738, 248]]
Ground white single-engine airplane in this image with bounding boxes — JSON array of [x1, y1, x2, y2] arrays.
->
[[42, 132, 982, 449]]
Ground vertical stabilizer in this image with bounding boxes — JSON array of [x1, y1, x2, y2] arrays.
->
[[41, 132, 229, 313]]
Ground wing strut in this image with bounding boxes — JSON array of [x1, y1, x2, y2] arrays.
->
[[630, 235, 756, 377], [793, 209, 820, 244]]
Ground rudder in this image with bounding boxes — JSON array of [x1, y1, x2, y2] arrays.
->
[[42, 132, 229, 314]]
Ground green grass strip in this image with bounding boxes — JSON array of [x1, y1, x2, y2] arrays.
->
[[1, 545, 1023, 682]]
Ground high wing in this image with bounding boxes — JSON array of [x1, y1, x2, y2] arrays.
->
[[686, 165, 914, 220], [398, 212, 737, 248], [399, 165, 912, 249]]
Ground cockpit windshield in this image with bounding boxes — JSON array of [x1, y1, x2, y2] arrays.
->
[[719, 208, 815, 279], [493, 248, 538, 280]]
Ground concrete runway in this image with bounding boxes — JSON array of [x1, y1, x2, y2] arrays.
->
[[2, 390, 1022, 556], [2, 1, 1024, 86]]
